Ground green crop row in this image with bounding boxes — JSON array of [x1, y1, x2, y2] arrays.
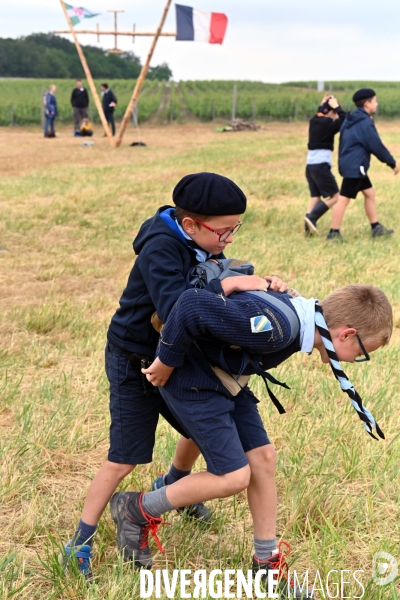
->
[[0, 78, 163, 126], [2, 79, 400, 125]]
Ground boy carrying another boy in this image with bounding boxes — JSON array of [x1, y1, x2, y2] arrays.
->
[[327, 87, 398, 240], [304, 93, 346, 235], [110, 262, 392, 598], [61, 173, 286, 578]]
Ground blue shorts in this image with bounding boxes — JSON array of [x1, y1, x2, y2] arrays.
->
[[105, 342, 188, 464], [159, 385, 270, 475]]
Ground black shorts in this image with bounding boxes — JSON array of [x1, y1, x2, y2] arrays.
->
[[305, 163, 339, 198], [340, 176, 373, 199]]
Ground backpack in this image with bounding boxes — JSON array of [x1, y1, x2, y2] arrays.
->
[[187, 258, 301, 413], [187, 258, 299, 347]]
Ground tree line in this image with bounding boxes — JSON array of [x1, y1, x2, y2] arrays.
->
[[0, 34, 172, 80]]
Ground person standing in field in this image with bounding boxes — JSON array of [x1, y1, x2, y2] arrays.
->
[[304, 93, 346, 235], [327, 88, 398, 240], [43, 85, 58, 138], [71, 79, 89, 136], [101, 83, 117, 136]]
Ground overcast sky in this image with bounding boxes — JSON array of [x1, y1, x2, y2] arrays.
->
[[3, 0, 400, 82]]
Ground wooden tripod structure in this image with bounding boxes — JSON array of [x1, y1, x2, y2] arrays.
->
[[58, 0, 174, 147]]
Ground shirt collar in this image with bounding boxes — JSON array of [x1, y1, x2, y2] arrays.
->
[[289, 296, 316, 353]]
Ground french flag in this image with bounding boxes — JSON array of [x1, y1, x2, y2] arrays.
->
[[175, 4, 228, 44]]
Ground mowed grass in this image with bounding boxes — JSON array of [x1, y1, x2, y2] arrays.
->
[[0, 121, 399, 599]]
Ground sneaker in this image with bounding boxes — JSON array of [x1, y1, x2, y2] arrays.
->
[[252, 541, 313, 599], [304, 215, 318, 235], [59, 541, 93, 580], [152, 474, 212, 522], [326, 230, 343, 241], [110, 491, 166, 568], [372, 223, 394, 237]]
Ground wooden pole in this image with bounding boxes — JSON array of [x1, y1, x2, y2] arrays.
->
[[55, 29, 177, 37], [58, 0, 114, 146], [115, 0, 173, 147]]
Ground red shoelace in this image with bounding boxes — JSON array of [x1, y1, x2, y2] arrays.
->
[[255, 540, 292, 582], [138, 492, 170, 554]]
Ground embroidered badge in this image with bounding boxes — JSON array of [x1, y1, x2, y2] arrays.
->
[[250, 315, 272, 333]]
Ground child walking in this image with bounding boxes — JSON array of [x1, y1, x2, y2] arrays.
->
[[304, 93, 346, 234], [327, 88, 398, 240]]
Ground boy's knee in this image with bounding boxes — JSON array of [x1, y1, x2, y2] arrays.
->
[[330, 193, 339, 205], [105, 461, 136, 479], [221, 465, 251, 495], [248, 444, 277, 477]]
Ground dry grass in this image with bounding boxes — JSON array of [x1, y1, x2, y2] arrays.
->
[[0, 121, 399, 599]]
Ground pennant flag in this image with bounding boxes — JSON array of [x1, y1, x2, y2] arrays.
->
[[64, 2, 100, 26], [175, 4, 228, 44]]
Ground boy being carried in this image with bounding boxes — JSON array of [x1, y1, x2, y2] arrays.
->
[[110, 265, 392, 599], [327, 87, 398, 240], [304, 93, 346, 235]]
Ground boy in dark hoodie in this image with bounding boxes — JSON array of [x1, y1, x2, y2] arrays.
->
[[60, 172, 286, 578], [304, 94, 346, 235], [327, 88, 398, 240]]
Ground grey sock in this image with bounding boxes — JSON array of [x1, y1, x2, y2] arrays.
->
[[254, 536, 278, 561], [141, 486, 175, 517]]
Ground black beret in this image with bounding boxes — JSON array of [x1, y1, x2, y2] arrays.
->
[[352, 88, 376, 103], [173, 172, 247, 215]]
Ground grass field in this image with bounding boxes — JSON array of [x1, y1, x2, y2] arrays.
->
[[0, 121, 399, 599]]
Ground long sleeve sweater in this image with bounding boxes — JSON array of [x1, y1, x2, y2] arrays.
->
[[157, 288, 301, 400]]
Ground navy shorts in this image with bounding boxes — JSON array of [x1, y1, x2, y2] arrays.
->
[[305, 163, 339, 198], [159, 385, 270, 475], [340, 176, 373, 199], [105, 342, 188, 464]]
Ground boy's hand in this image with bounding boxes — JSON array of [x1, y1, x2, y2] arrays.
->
[[265, 275, 288, 292], [393, 165, 399, 175], [328, 96, 339, 109], [221, 275, 288, 295], [221, 275, 273, 295], [142, 357, 174, 387]]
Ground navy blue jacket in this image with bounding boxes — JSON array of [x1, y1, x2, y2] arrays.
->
[[44, 92, 58, 118], [157, 288, 301, 400], [107, 206, 224, 356], [339, 108, 396, 178]]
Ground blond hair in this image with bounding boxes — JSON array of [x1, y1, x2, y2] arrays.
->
[[320, 284, 393, 346]]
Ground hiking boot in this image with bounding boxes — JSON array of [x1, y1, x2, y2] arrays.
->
[[110, 491, 166, 569], [326, 230, 343, 241], [372, 223, 394, 237], [152, 474, 212, 522], [252, 541, 313, 599], [304, 215, 318, 235], [59, 541, 93, 581]]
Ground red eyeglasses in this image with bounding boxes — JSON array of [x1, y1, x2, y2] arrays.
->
[[191, 218, 243, 242]]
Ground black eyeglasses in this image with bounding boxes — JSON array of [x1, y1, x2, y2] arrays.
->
[[354, 333, 371, 362], [191, 218, 243, 242]]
